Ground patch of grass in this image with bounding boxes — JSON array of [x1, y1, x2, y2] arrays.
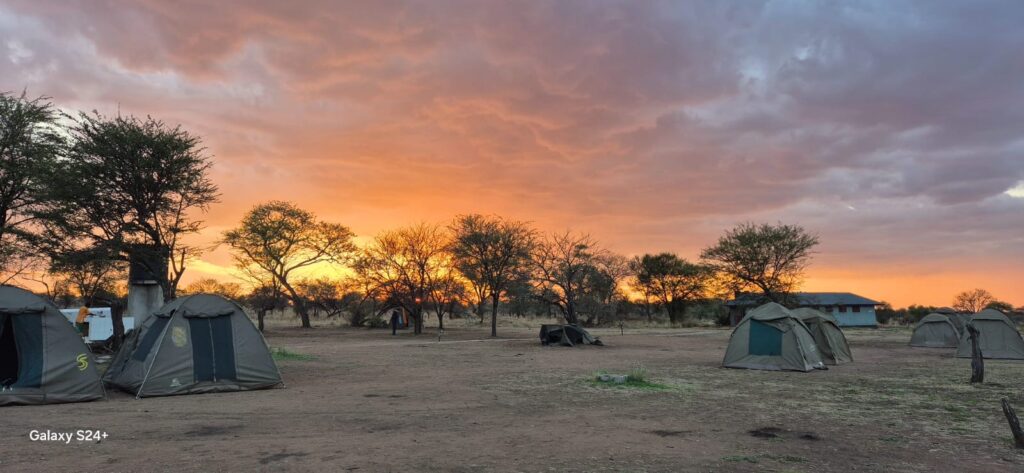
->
[[591, 367, 672, 391], [271, 347, 314, 361], [764, 454, 807, 463]]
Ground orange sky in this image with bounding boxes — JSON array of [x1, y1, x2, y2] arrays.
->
[[2, 1, 1022, 308]]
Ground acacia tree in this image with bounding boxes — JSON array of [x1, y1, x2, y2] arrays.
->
[[700, 222, 818, 304], [222, 201, 356, 328], [296, 277, 348, 319], [631, 253, 712, 323], [38, 113, 219, 301], [0, 92, 65, 282], [450, 215, 536, 337], [953, 289, 996, 313], [579, 253, 631, 326], [179, 277, 244, 299], [531, 231, 606, 326], [353, 223, 453, 335]]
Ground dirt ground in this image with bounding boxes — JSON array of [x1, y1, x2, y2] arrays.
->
[[4, 325, 1024, 472]]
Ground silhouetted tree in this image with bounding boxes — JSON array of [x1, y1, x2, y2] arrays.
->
[[223, 201, 356, 328], [450, 215, 536, 336], [0, 91, 65, 282], [953, 288, 996, 313], [701, 222, 818, 304], [631, 252, 713, 324]]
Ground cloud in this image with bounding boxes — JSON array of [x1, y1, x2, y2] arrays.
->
[[1, 0, 1023, 306]]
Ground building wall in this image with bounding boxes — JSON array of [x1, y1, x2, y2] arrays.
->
[[828, 306, 878, 327]]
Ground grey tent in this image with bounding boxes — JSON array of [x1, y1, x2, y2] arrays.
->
[[954, 309, 1024, 360], [105, 294, 283, 397], [1, 285, 104, 406], [910, 313, 960, 348], [539, 324, 603, 346], [791, 308, 853, 364], [935, 307, 968, 333], [723, 303, 826, 372]]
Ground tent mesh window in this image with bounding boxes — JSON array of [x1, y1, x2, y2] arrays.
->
[[749, 320, 783, 356]]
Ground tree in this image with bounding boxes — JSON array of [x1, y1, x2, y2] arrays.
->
[[701, 222, 819, 304], [37, 112, 218, 300], [222, 201, 356, 328], [953, 289, 996, 313], [580, 253, 631, 326], [450, 215, 536, 337], [241, 283, 287, 332], [986, 300, 1015, 313], [631, 253, 713, 324], [531, 231, 605, 325], [179, 277, 244, 299], [0, 91, 65, 282], [295, 277, 348, 319], [353, 223, 452, 335]]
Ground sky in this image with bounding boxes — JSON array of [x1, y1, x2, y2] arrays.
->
[[2, 0, 1022, 308]]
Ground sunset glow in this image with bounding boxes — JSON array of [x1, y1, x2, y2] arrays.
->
[[3, 1, 1022, 307]]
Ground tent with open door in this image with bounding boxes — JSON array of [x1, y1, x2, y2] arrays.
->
[[954, 309, 1024, 360], [723, 303, 826, 372], [1, 285, 104, 406], [104, 293, 283, 397], [910, 313, 960, 348], [791, 308, 853, 364]]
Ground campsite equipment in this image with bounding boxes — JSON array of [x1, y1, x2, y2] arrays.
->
[[0, 285, 105, 406], [539, 324, 603, 347], [59, 308, 135, 344], [791, 308, 853, 364], [909, 313, 960, 348], [723, 303, 826, 372], [954, 309, 1024, 360], [104, 293, 283, 397]]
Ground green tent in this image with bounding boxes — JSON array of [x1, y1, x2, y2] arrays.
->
[[955, 309, 1024, 360], [791, 307, 853, 364], [1, 285, 105, 406], [105, 293, 283, 398], [723, 303, 826, 372], [910, 313, 960, 348]]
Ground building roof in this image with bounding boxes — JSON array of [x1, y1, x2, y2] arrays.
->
[[726, 292, 880, 307]]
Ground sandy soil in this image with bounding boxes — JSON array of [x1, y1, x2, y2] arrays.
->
[[3, 325, 1024, 472]]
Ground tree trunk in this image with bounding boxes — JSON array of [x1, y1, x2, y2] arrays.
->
[[437, 311, 444, 330], [258, 308, 267, 332], [967, 323, 984, 383], [280, 281, 311, 328], [491, 293, 500, 337], [1002, 399, 1024, 449]]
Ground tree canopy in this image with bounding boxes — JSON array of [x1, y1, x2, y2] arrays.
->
[[0, 92, 65, 282], [701, 222, 818, 304], [37, 112, 218, 298]]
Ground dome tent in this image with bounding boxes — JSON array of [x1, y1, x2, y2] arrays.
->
[[954, 309, 1024, 360], [791, 307, 853, 364], [105, 293, 283, 397], [723, 303, 826, 372], [910, 313, 960, 348], [0, 285, 105, 406]]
